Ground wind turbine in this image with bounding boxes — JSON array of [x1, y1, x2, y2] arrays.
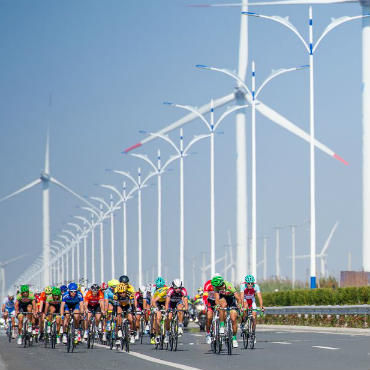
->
[[291, 221, 339, 277], [0, 129, 98, 287], [0, 254, 27, 302], [124, 0, 347, 281]]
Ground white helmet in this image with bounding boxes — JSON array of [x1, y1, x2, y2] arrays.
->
[[172, 279, 183, 288], [139, 285, 147, 293], [212, 272, 221, 278]]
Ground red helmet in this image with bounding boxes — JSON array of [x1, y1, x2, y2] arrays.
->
[[101, 282, 108, 290]]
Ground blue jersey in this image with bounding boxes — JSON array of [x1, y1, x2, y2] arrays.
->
[[104, 287, 115, 301], [3, 297, 15, 311], [62, 291, 83, 308]]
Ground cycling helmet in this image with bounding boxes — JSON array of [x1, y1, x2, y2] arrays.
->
[[20, 285, 29, 293], [91, 284, 100, 292], [119, 275, 130, 284], [212, 272, 221, 278], [68, 282, 78, 291], [172, 279, 183, 289], [60, 285, 67, 293], [108, 279, 120, 288], [244, 274, 255, 284], [101, 282, 108, 290], [139, 285, 147, 293], [211, 276, 224, 287], [116, 283, 127, 293], [45, 286, 52, 295], [155, 277, 165, 288], [52, 287, 61, 296]]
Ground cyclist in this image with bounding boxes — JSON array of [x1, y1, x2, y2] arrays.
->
[[203, 275, 219, 344], [134, 285, 150, 341], [60, 285, 68, 295], [150, 276, 168, 345], [39, 285, 53, 340], [2, 293, 16, 339], [165, 279, 188, 342], [44, 287, 63, 344], [114, 283, 135, 345], [119, 275, 130, 284], [211, 276, 242, 348], [83, 284, 104, 340], [102, 279, 119, 343], [240, 274, 264, 334], [60, 282, 84, 344], [15, 285, 37, 345]]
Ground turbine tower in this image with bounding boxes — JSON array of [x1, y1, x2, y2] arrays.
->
[[0, 129, 97, 286]]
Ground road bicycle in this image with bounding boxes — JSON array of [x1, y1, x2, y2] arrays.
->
[[240, 308, 263, 350], [44, 313, 59, 349]]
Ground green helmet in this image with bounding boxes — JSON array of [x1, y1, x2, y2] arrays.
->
[[20, 285, 29, 293], [211, 276, 224, 287], [155, 277, 165, 288], [244, 274, 255, 284], [45, 286, 52, 295], [52, 287, 61, 296]]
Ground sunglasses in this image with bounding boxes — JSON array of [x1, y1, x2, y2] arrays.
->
[[69, 290, 77, 293]]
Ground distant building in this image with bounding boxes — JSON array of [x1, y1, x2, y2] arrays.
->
[[340, 271, 370, 287]]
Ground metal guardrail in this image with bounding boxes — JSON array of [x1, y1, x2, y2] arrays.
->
[[264, 305, 370, 315]]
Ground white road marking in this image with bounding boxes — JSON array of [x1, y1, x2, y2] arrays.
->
[[312, 346, 339, 350], [190, 334, 203, 337], [270, 341, 291, 344], [95, 343, 203, 370]]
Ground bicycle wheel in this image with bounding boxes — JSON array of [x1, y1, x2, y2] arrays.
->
[[91, 321, 96, 349], [51, 322, 56, 349], [160, 320, 165, 350], [67, 327, 72, 353], [243, 318, 249, 349], [124, 321, 130, 353], [7, 320, 12, 343], [227, 319, 233, 355], [173, 319, 178, 351], [140, 317, 144, 344], [214, 320, 222, 354]]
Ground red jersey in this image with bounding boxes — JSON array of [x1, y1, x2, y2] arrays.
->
[[203, 280, 215, 305], [84, 290, 104, 306]]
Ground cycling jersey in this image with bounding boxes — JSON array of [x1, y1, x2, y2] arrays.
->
[[114, 292, 134, 307], [167, 287, 188, 309], [16, 292, 35, 313], [84, 290, 104, 307], [104, 287, 115, 301], [240, 283, 260, 308], [3, 297, 15, 311], [46, 295, 62, 312], [62, 291, 83, 311], [152, 286, 169, 303], [135, 292, 149, 310], [213, 281, 236, 297]]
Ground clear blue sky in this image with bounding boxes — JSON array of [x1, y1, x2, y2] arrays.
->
[[0, 0, 363, 290]]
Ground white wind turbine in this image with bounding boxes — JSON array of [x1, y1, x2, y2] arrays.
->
[[0, 254, 27, 303], [292, 221, 339, 277], [124, 0, 347, 281], [0, 129, 98, 287]]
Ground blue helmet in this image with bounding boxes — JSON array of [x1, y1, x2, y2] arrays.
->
[[68, 282, 78, 291], [155, 276, 165, 288], [60, 285, 67, 293]]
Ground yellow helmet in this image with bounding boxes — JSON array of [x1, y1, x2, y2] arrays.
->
[[115, 283, 127, 293], [108, 279, 120, 288], [45, 286, 52, 295]]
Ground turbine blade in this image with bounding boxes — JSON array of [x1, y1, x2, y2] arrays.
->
[[248, 0, 355, 5], [49, 177, 99, 211], [320, 221, 339, 256], [1, 254, 28, 267], [123, 93, 236, 153], [0, 178, 42, 203], [254, 99, 348, 164], [187, 3, 243, 7]]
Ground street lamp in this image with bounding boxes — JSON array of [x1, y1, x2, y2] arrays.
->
[[53, 240, 67, 284], [164, 101, 248, 278], [128, 149, 180, 276], [99, 183, 137, 276], [242, 8, 362, 287], [61, 229, 79, 282], [143, 129, 209, 283], [112, 167, 156, 287], [58, 234, 72, 281]]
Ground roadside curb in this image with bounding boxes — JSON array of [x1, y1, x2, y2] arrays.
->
[[258, 324, 370, 335]]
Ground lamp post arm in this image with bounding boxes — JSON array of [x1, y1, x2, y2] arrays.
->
[[166, 103, 211, 131], [100, 184, 124, 203], [74, 215, 92, 228], [314, 14, 369, 53], [214, 104, 250, 130], [243, 12, 309, 52], [113, 170, 139, 188], [67, 222, 83, 233], [130, 153, 158, 173], [161, 154, 181, 172], [90, 196, 111, 211], [183, 134, 211, 155], [256, 66, 307, 98], [141, 171, 157, 187], [148, 132, 181, 155], [81, 206, 101, 220]]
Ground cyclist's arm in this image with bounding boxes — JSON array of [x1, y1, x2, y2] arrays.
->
[[256, 292, 264, 309], [39, 300, 44, 313], [164, 295, 170, 311], [15, 300, 19, 315], [182, 296, 189, 311], [1, 303, 4, 313], [151, 295, 158, 308], [32, 299, 37, 314], [60, 301, 65, 317], [79, 301, 84, 312], [214, 292, 220, 306], [234, 291, 242, 306], [45, 301, 49, 314]]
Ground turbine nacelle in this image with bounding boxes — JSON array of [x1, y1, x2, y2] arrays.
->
[[40, 171, 51, 182]]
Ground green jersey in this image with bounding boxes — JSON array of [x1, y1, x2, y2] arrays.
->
[[213, 281, 236, 297], [16, 292, 35, 304]]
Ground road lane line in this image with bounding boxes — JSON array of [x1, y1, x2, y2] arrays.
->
[[95, 343, 203, 370], [270, 341, 291, 344], [190, 334, 203, 337], [312, 346, 339, 350]]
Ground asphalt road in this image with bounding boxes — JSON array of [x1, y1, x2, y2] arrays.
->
[[0, 325, 369, 370]]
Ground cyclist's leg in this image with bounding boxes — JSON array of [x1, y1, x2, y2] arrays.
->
[[177, 303, 184, 324], [219, 298, 227, 323]]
